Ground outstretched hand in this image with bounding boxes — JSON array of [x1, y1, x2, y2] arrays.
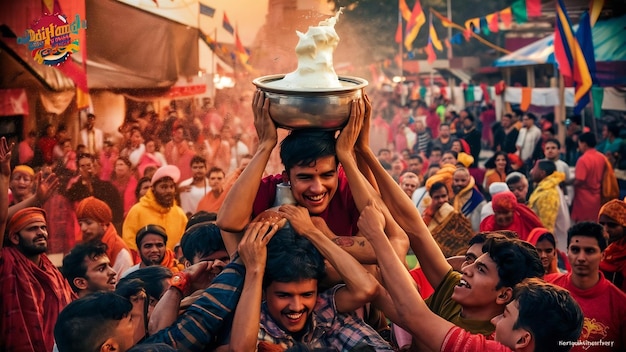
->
[[35, 172, 60, 203], [0, 137, 13, 178], [238, 220, 284, 271], [252, 90, 278, 148]]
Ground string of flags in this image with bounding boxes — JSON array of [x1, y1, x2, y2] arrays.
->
[[198, 3, 254, 73]]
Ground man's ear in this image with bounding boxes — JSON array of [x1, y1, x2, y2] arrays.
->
[[100, 339, 119, 352], [281, 170, 289, 183], [73, 277, 88, 291], [514, 329, 533, 350], [496, 287, 513, 304], [8, 232, 19, 246]]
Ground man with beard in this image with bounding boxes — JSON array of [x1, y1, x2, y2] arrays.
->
[[76, 197, 133, 277], [61, 242, 117, 298], [545, 222, 626, 351], [0, 207, 75, 351], [122, 225, 180, 277], [452, 167, 486, 231], [178, 155, 211, 217], [493, 113, 520, 154], [123, 165, 187, 257]]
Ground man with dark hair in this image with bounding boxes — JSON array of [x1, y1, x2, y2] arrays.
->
[[543, 138, 572, 190], [163, 123, 195, 181], [62, 241, 117, 297], [407, 153, 424, 176], [54, 221, 288, 352], [228, 211, 393, 351], [572, 132, 606, 223], [180, 222, 228, 267], [195, 166, 231, 213], [515, 113, 541, 168], [431, 123, 456, 152], [546, 222, 626, 351], [178, 155, 210, 217], [123, 225, 179, 277], [529, 160, 570, 249], [358, 201, 583, 352], [123, 165, 188, 253], [460, 113, 481, 167], [598, 122, 622, 155], [217, 91, 361, 257], [67, 152, 125, 229], [493, 113, 519, 154]]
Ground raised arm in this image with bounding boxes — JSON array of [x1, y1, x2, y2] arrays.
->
[[279, 205, 379, 313], [217, 90, 277, 233], [7, 172, 59, 219], [358, 202, 453, 352], [229, 221, 283, 352], [336, 97, 409, 261], [0, 137, 12, 250], [354, 96, 451, 289]]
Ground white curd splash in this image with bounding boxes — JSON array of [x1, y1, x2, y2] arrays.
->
[[266, 8, 344, 89]]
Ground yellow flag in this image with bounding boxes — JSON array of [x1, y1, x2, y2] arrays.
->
[[589, 0, 604, 27], [430, 24, 443, 51]]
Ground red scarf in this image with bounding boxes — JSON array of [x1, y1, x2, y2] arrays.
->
[[1, 247, 75, 352], [600, 238, 626, 291]]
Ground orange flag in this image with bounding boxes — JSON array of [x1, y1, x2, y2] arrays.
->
[[429, 24, 443, 51], [487, 12, 500, 33], [425, 42, 436, 63], [404, 0, 426, 50], [520, 87, 532, 111], [500, 8, 513, 28]]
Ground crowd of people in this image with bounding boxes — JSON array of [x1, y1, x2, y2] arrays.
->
[[1, 86, 625, 352]]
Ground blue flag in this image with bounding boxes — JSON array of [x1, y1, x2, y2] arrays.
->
[[199, 3, 215, 17]]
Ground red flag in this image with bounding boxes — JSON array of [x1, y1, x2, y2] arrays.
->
[[395, 22, 402, 43], [500, 8, 513, 28], [399, 0, 412, 21], [235, 31, 248, 63], [487, 12, 500, 33], [425, 43, 436, 64], [463, 28, 472, 41], [404, 0, 426, 50], [527, 0, 542, 17]]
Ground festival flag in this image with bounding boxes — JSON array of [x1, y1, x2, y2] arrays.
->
[[573, 11, 596, 113], [500, 7, 513, 28], [222, 12, 234, 35], [589, 0, 604, 27], [487, 12, 500, 33], [429, 23, 443, 51], [464, 18, 480, 31], [201, 31, 217, 50], [404, 0, 426, 51], [395, 22, 402, 43], [199, 3, 216, 17], [399, 0, 412, 21], [444, 38, 451, 49], [511, 0, 542, 23], [425, 42, 436, 63], [554, 0, 592, 107], [480, 17, 490, 35], [235, 30, 249, 63], [450, 33, 463, 45]]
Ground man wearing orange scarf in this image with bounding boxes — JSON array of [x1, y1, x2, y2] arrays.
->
[[76, 196, 133, 277], [0, 207, 75, 352], [598, 199, 626, 293]]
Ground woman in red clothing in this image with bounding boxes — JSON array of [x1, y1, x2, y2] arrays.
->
[[110, 156, 138, 216], [480, 191, 543, 241]]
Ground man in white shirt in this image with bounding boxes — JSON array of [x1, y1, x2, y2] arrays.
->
[[80, 113, 104, 155], [178, 155, 211, 217], [515, 112, 542, 167]]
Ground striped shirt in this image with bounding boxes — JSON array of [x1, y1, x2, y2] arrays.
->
[[144, 256, 244, 351]]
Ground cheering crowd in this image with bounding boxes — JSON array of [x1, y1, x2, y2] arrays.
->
[[1, 87, 625, 352]]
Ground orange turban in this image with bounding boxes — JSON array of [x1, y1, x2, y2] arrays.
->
[[492, 191, 518, 213], [7, 207, 47, 236], [598, 198, 626, 227], [12, 165, 35, 177], [76, 197, 113, 224]]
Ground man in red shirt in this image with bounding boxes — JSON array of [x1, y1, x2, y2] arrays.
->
[[545, 222, 626, 351]]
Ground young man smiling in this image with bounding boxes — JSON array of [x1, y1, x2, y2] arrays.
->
[[217, 91, 360, 256], [545, 222, 626, 351], [228, 209, 393, 351]]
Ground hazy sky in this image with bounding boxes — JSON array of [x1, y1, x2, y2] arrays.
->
[[199, 0, 269, 45]]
